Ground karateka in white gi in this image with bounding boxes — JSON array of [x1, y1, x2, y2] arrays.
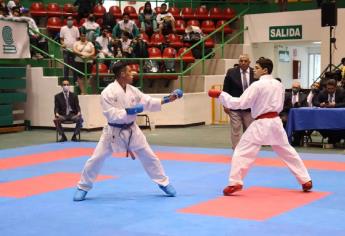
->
[[73, 61, 183, 201], [208, 57, 312, 195]]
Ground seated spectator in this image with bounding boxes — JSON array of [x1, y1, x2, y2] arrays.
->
[[80, 13, 100, 43], [112, 12, 139, 39], [182, 25, 212, 59], [280, 80, 308, 146], [0, 0, 9, 16], [317, 79, 345, 147], [317, 79, 345, 108], [139, 1, 158, 37], [73, 32, 95, 94], [306, 82, 320, 107], [60, 16, 80, 82], [95, 28, 112, 61], [119, 31, 134, 58], [109, 38, 123, 58], [74, 0, 94, 21], [54, 80, 82, 142], [132, 34, 149, 58], [156, 3, 175, 36]]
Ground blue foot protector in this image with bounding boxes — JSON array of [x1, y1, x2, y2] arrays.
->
[[73, 188, 88, 201], [158, 184, 177, 197]]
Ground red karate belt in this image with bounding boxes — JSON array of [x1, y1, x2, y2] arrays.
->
[[255, 112, 278, 120]]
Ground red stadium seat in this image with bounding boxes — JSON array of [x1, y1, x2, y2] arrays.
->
[[223, 7, 236, 20], [201, 20, 215, 34], [93, 5, 106, 18], [150, 33, 165, 47], [138, 6, 144, 14], [175, 19, 186, 34], [92, 63, 108, 74], [148, 47, 162, 58], [177, 47, 195, 63], [128, 64, 139, 79], [187, 19, 200, 27], [209, 7, 223, 20], [30, 2, 46, 17], [78, 18, 87, 27], [216, 20, 233, 34], [139, 32, 150, 43], [62, 18, 78, 27], [168, 6, 181, 20], [96, 18, 103, 28], [109, 6, 122, 19], [167, 33, 183, 48], [47, 17, 62, 33], [194, 7, 208, 20], [124, 6, 138, 19], [181, 7, 194, 20], [47, 3, 62, 17], [204, 36, 215, 48], [63, 3, 77, 17]]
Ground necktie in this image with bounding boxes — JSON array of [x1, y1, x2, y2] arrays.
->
[[242, 70, 248, 90], [329, 93, 334, 103], [65, 92, 70, 115]]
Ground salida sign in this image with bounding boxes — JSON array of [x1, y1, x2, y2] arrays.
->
[[269, 25, 302, 40]]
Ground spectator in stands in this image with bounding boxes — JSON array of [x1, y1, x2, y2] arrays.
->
[[112, 12, 139, 39], [307, 82, 320, 107], [132, 34, 149, 59], [74, 0, 95, 21], [110, 38, 123, 58], [81, 13, 100, 43], [95, 28, 112, 58], [120, 31, 134, 58], [280, 81, 308, 146], [60, 16, 80, 82], [156, 3, 175, 36], [73, 32, 95, 94], [54, 79, 82, 142], [139, 1, 158, 37], [0, 0, 9, 16], [222, 54, 255, 149], [7, 0, 22, 16], [182, 25, 209, 59]]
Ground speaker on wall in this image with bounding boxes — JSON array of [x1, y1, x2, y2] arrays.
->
[[321, 2, 337, 27]]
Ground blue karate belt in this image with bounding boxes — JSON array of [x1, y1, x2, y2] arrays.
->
[[108, 122, 134, 158]]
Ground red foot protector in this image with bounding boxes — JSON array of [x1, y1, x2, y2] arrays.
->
[[178, 187, 330, 221], [0, 172, 114, 198]]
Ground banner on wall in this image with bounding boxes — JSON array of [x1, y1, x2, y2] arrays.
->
[[0, 18, 30, 59]]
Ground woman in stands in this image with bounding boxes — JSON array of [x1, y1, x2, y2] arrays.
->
[[139, 1, 158, 37]]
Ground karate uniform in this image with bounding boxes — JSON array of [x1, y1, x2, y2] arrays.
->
[[78, 80, 169, 191], [219, 74, 311, 186]]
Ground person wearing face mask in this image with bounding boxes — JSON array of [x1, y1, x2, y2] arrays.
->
[[81, 13, 100, 42], [280, 80, 307, 146], [156, 3, 175, 36], [54, 80, 82, 142], [60, 16, 80, 82], [112, 12, 139, 39], [307, 82, 320, 107]]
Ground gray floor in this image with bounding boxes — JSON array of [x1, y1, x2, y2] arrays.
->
[[1, 124, 344, 154]]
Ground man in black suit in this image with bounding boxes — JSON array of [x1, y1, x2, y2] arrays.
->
[[280, 81, 308, 146], [316, 79, 345, 146], [222, 54, 255, 149], [54, 80, 82, 142]]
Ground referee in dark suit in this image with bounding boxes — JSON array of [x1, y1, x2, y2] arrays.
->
[[223, 54, 255, 149], [54, 80, 82, 142]]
